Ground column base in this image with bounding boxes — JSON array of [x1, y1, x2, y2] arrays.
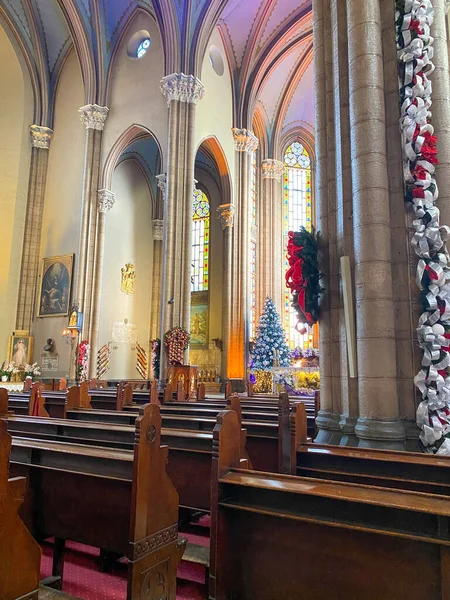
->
[[328, 413, 345, 444], [314, 410, 332, 444], [355, 418, 407, 450], [315, 411, 344, 444], [339, 416, 359, 446], [404, 419, 421, 452]]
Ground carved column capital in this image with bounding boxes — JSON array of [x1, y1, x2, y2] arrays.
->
[[153, 219, 164, 240], [79, 104, 109, 130], [29, 125, 53, 149], [160, 73, 205, 106], [232, 128, 259, 153], [97, 188, 115, 213], [262, 159, 284, 182], [217, 203, 235, 230]]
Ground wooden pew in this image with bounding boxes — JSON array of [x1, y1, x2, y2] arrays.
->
[[8, 382, 90, 419], [0, 419, 41, 600], [290, 404, 450, 495], [87, 382, 133, 411], [209, 409, 450, 600], [8, 386, 294, 473], [6, 410, 249, 512], [67, 393, 290, 473], [9, 404, 186, 598]]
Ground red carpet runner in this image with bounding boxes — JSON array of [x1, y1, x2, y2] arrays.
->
[[40, 520, 209, 600]]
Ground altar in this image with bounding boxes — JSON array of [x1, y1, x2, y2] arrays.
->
[[0, 381, 24, 392]]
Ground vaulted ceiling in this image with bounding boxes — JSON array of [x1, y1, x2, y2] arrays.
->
[[0, 0, 313, 149]]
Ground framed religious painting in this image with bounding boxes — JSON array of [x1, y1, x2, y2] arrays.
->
[[190, 291, 209, 349], [37, 254, 74, 317], [8, 335, 33, 366]]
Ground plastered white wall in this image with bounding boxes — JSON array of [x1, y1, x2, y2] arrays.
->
[[0, 24, 32, 358], [99, 159, 153, 379], [197, 29, 235, 186], [102, 11, 167, 173], [33, 49, 85, 375]]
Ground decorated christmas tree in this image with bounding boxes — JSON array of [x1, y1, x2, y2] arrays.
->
[[250, 297, 291, 370]]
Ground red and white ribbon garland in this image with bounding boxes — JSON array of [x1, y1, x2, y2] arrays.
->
[[396, 0, 450, 453]]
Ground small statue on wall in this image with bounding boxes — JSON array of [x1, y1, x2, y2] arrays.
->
[[121, 263, 136, 295]]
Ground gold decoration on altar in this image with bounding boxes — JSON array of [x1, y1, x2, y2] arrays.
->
[[121, 263, 136, 295], [253, 371, 273, 394]]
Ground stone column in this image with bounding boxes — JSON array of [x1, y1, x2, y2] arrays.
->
[[217, 203, 235, 381], [227, 128, 258, 387], [159, 74, 204, 383], [150, 218, 164, 341], [313, 0, 334, 443], [347, 0, 405, 449], [331, 0, 358, 445], [88, 189, 115, 377], [16, 125, 53, 331], [260, 159, 284, 315], [431, 0, 450, 226], [77, 104, 109, 341]]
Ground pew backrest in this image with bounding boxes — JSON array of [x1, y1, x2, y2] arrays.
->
[[0, 420, 41, 599]]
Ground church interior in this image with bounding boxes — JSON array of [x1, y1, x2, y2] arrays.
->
[[1, 0, 450, 598]]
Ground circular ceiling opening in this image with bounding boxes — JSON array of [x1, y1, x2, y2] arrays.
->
[[209, 45, 224, 76], [127, 30, 151, 59]]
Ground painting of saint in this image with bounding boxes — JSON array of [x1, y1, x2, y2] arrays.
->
[[38, 255, 74, 317], [8, 335, 33, 366], [190, 292, 209, 348]]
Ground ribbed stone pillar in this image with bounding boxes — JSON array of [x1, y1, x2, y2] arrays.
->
[[331, 0, 358, 446], [77, 104, 109, 342], [88, 189, 115, 377], [260, 159, 284, 315], [324, 0, 344, 444], [16, 125, 53, 331], [159, 74, 205, 384], [217, 204, 235, 380], [431, 0, 450, 226], [150, 218, 164, 341], [313, 0, 334, 443], [347, 0, 405, 449], [228, 129, 258, 387]]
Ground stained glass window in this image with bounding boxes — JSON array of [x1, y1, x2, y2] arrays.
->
[[192, 188, 210, 292], [136, 38, 151, 58], [283, 141, 312, 349]]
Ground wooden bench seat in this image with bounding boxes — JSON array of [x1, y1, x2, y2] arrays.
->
[[209, 410, 450, 600], [6, 413, 234, 512], [0, 420, 41, 600], [8, 404, 186, 598], [67, 400, 291, 473]]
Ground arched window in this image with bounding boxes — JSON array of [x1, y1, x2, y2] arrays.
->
[[191, 188, 210, 292], [283, 141, 312, 348]]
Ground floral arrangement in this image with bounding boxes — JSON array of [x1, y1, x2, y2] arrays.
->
[[273, 369, 320, 395], [0, 361, 15, 379], [151, 338, 161, 380], [273, 370, 295, 389], [396, 0, 450, 453], [285, 227, 323, 326], [290, 347, 320, 362], [24, 363, 41, 377], [77, 340, 90, 382], [164, 328, 190, 365]]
